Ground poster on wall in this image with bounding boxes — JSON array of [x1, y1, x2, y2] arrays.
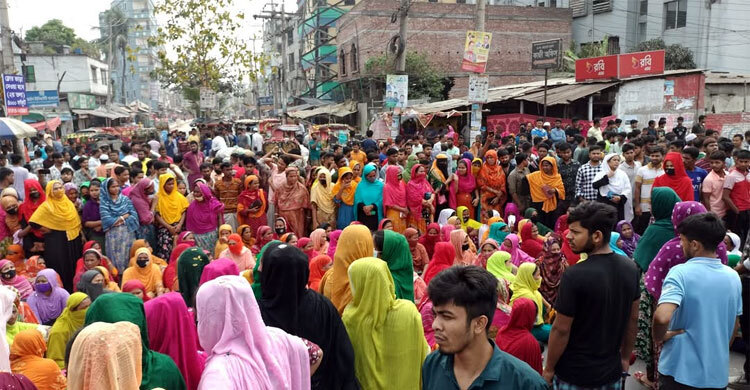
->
[[664, 80, 675, 96], [574, 55, 618, 82], [468, 74, 489, 103], [385, 74, 408, 109], [461, 31, 492, 73]]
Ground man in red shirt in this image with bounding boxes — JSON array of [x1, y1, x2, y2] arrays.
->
[[722, 149, 750, 250]]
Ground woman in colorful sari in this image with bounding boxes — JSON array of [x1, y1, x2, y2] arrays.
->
[[46, 292, 89, 369], [9, 329, 67, 390], [122, 247, 164, 299], [197, 275, 310, 388], [353, 163, 384, 231], [419, 223, 441, 259], [127, 239, 167, 269], [127, 177, 156, 247], [250, 226, 275, 256], [0, 260, 32, 300], [525, 156, 565, 229], [490, 279, 513, 339], [406, 164, 435, 233], [383, 165, 408, 233], [496, 297, 542, 375], [615, 220, 640, 258], [404, 228, 429, 275], [274, 167, 309, 238], [67, 321, 142, 390], [535, 234, 567, 305], [185, 182, 224, 255], [29, 181, 83, 292], [161, 243, 190, 293], [296, 237, 317, 261], [123, 280, 150, 302], [95, 266, 119, 292], [448, 158, 478, 218], [72, 248, 107, 291], [510, 262, 550, 343], [236, 175, 268, 234], [309, 168, 335, 229], [477, 150, 507, 223], [308, 255, 332, 292], [421, 242, 455, 286], [198, 258, 239, 286], [349, 160, 363, 184], [342, 258, 428, 389], [428, 154, 451, 217], [84, 293, 186, 390], [519, 222, 544, 258], [237, 224, 254, 249], [259, 244, 357, 390], [26, 269, 69, 326], [219, 234, 255, 271], [99, 178, 139, 273], [154, 173, 189, 260], [18, 179, 46, 257], [488, 222, 510, 245], [332, 167, 357, 229], [475, 238, 500, 268], [373, 230, 415, 301], [450, 229, 477, 266], [176, 247, 210, 309], [144, 292, 206, 390], [325, 224, 374, 314], [309, 228, 328, 256], [213, 224, 233, 259], [501, 234, 535, 266]]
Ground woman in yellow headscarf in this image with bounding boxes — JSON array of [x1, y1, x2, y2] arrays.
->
[[331, 167, 357, 229], [309, 167, 336, 228], [127, 239, 167, 269], [325, 224, 373, 314], [525, 156, 565, 230], [349, 160, 363, 183], [154, 173, 188, 260], [342, 258, 429, 389], [214, 224, 233, 259], [94, 266, 120, 292], [510, 262, 551, 343], [29, 180, 83, 292], [46, 292, 89, 369], [10, 329, 67, 389], [121, 247, 164, 298]]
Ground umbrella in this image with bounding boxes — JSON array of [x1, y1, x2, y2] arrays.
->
[[0, 118, 40, 140]]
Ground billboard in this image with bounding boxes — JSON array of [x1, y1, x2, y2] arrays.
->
[[618, 50, 666, 78], [574, 55, 618, 82], [26, 90, 60, 108], [68, 93, 97, 110], [2, 74, 28, 116], [461, 31, 492, 73], [531, 39, 562, 70], [385, 74, 408, 109]]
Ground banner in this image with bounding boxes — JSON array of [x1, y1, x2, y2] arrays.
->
[[461, 31, 492, 73], [486, 113, 591, 136], [2, 74, 28, 116], [531, 39, 562, 70], [69, 93, 97, 110], [574, 55, 618, 82], [26, 90, 59, 108], [385, 74, 408, 109], [618, 50, 665, 78]]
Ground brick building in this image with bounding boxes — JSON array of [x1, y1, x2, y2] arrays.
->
[[336, 0, 572, 102]]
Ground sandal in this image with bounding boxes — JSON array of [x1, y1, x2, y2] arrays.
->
[[633, 371, 655, 389]]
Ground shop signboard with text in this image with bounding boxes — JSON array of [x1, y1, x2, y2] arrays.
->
[[618, 50, 665, 78], [2, 74, 28, 116], [574, 55, 618, 82]]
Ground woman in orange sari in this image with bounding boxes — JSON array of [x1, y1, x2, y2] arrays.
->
[[477, 150, 507, 223], [10, 329, 66, 390], [273, 167, 309, 238], [236, 175, 267, 235]]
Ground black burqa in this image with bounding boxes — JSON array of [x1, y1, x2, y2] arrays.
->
[[259, 244, 360, 390]]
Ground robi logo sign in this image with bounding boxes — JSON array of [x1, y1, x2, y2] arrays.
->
[[619, 50, 665, 78], [575, 55, 617, 81]]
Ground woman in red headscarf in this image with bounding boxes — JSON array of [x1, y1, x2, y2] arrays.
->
[[17, 179, 45, 256], [236, 175, 267, 234], [162, 243, 192, 292], [496, 297, 543, 374], [296, 237, 317, 262], [519, 222, 544, 258], [219, 233, 255, 271], [404, 228, 429, 275], [250, 226, 274, 256], [406, 164, 435, 234], [308, 254, 332, 291], [652, 151, 694, 201], [448, 158, 478, 218], [419, 223, 441, 259], [422, 242, 456, 286], [477, 150, 507, 223]]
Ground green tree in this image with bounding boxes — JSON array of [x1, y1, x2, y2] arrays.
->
[[25, 19, 100, 57], [562, 36, 610, 72], [635, 38, 695, 70], [364, 51, 449, 100]]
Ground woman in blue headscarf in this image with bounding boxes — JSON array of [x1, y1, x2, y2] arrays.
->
[[99, 178, 139, 273], [353, 163, 384, 231]]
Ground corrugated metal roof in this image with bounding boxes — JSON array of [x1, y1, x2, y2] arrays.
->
[[706, 73, 750, 84], [518, 82, 618, 105], [410, 99, 469, 114]]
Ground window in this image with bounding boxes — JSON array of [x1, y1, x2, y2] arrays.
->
[[91, 66, 98, 83], [538, 1, 545, 6], [607, 36, 620, 55], [339, 50, 346, 76], [428, 0, 437, 2], [288, 53, 295, 72], [21, 65, 35, 83], [350, 44, 358, 73], [549, 0, 557, 7], [344, 0, 355, 5], [456, 0, 466, 3], [570, 0, 587, 17], [639, 0, 648, 15], [287, 29, 293, 44], [592, 0, 611, 14], [638, 22, 647, 42], [101, 69, 107, 85], [664, 0, 687, 30]]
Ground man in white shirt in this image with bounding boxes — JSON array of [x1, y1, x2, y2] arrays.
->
[[248, 128, 264, 154], [587, 118, 603, 142], [441, 137, 460, 174], [618, 143, 642, 222], [211, 129, 228, 156], [633, 145, 664, 234]]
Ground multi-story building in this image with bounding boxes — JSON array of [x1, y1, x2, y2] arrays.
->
[[571, 0, 749, 73], [99, 0, 160, 110]]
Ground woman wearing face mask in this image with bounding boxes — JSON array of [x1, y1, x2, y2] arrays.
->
[[46, 292, 89, 369], [1, 194, 21, 238], [28, 181, 83, 292], [99, 178, 140, 274], [0, 260, 32, 300], [219, 233, 255, 272], [428, 155, 451, 215], [18, 179, 46, 256], [534, 235, 567, 305], [186, 182, 224, 256], [26, 269, 69, 325], [450, 229, 476, 266], [353, 163, 384, 231], [406, 164, 435, 234], [652, 151, 694, 201], [122, 247, 164, 299], [75, 269, 111, 302]]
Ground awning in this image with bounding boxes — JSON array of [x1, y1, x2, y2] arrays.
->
[[288, 100, 357, 119], [409, 99, 470, 114], [72, 107, 130, 120], [517, 82, 617, 106], [29, 117, 62, 132]]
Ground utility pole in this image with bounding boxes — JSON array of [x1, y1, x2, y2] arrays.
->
[[280, 3, 287, 116], [0, 0, 15, 74], [106, 23, 113, 107], [476, 0, 485, 32], [395, 0, 409, 73], [254, 6, 293, 116], [251, 36, 262, 118]]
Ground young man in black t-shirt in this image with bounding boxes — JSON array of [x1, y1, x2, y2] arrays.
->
[[543, 202, 640, 389]]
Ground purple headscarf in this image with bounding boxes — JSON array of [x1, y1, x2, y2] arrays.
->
[[503, 234, 535, 266], [25, 268, 70, 324], [326, 230, 342, 258], [185, 182, 225, 234], [504, 203, 521, 231], [128, 178, 154, 225], [615, 220, 640, 257], [644, 201, 728, 299]]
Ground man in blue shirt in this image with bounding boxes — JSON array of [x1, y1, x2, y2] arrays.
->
[[681, 146, 707, 202], [654, 213, 742, 389], [422, 266, 547, 390], [530, 118, 548, 140], [550, 119, 566, 146]]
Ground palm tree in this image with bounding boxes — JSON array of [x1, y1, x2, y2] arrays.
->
[[98, 7, 130, 104]]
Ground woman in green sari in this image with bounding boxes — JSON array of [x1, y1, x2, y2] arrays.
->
[[373, 230, 415, 302], [176, 247, 210, 309], [251, 240, 282, 299]]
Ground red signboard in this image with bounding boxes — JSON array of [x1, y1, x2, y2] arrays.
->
[[618, 50, 665, 78], [575, 55, 618, 82]]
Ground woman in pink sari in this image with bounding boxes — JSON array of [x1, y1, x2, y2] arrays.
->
[[450, 229, 477, 266], [406, 164, 435, 234], [309, 228, 328, 256], [273, 167, 309, 238], [501, 234, 535, 266], [383, 165, 408, 233], [144, 292, 206, 390], [196, 275, 310, 389], [447, 158, 478, 219]]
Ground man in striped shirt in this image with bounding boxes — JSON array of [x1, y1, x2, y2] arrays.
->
[[633, 146, 665, 235]]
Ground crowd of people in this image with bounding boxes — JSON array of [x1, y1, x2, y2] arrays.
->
[[0, 115, 744, 389]]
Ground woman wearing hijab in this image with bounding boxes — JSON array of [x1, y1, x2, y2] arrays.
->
[[4, 245, 24, 280], [477, 150, 507, 222], [213, 224, 233, 259], [95, 266, 119, 292], [310, 228, 329, 256], [525, 156, 565, 229], [126, 177, 156, 248], [199, 258, 239, 286], [274, 167, 309, 238], [308, 255, 332, 292], [437, 209, 455, 227], [72, 248, 108, 291], [259, 244, 357, 390], [177, 247, 210, 308], [496, 297, 543, 375], [197, 275, 310, 389], [127, 239, 167, 269], [592, 153, 632, 221], [475, 238, 500, 268], [237, 175, 268, 234], [535, 235, 567, 305], [353, 163, 384, 231], [326, 224, 373, 314], [487, 250, 516, 286], [309, 168, 335, 229], [75, 269, 109, 302], [163, 243, 191, 292], [373, 230, 415, 302], [186, 182, 224, 255], [219, 233, 255, 271], [84, 293, 186, 390], [428, 154, 451, 217], [46, 292, 89, 369], [726, 232, 742, 267], [343, 258, 428, 389], [251, 226, 275, 256], [519, 222, 544, 258], [450, 229, 477, 266], [502, 233, 535, 266], [18, 179, 46, 257], [237, 224, 255, 249], [404, 228, 429, 274], [0, 260, 32, 300], [383, 165, 408, 233], [406, 164, 435, 234], [422, 242, 456, 286], [448, 158, 478, 218], [9, 329, 67, 389], [145, 292, 206, 390], [440, 224, 454, 243], [510, 262, 550, 342], [29, 181, 83, 292], [79, 180, 105, 252], [488, 221, 510, 244], [296, 237, 317, 261], [653, 151, 694, 201], [26, 269, 69, 326], [419, 223, 441, 259], [332, 167, 357, 229], [615, 220, 640, 258], [99, 178, 140, 273], [154, 173, 189, 260], [609, 232, 628, 257], [122, 247, 164, 298]]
